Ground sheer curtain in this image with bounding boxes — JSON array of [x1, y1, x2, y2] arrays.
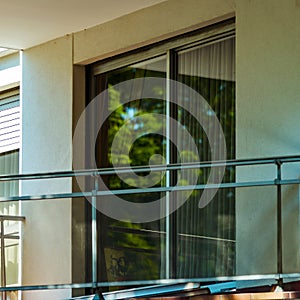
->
[[176, 37, 235, 277]]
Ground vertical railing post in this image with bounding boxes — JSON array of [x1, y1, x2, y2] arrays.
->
[[92, 173, 99, 290], [275, 160, 283, 287]]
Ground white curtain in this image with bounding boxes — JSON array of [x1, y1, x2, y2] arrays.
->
[[176, 37, 235, 277]]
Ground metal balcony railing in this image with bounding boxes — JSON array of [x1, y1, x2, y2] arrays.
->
[[0, 155, 300, 295]]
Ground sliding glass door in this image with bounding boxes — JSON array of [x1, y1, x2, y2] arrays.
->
[[86, 23, 235, 284], [88, 57, 167, 282]]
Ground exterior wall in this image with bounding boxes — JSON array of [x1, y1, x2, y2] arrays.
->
[[73, 0, 235, 64], [0, 52, 20, 93], [236, 0, 300, 274], [21, 36, 73, 299], [0, 51, 19, 71]]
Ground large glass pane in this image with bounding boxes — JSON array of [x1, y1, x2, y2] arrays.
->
[[0, 150, 19, 199], [176, 37, 235, 277], [89, 56, 167, 284]]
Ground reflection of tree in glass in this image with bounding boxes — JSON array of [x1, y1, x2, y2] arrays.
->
[[106, 222, 161, 280], [106, 83, 166, 190], [96, 66, 167, 282]]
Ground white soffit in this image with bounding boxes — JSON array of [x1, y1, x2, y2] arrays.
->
[[0, 0, 165, 50]]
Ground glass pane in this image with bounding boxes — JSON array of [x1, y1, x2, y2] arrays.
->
[[176, 37, 235, 277], [0, 150, 19, 199], [5, 242, 19, 285], [90, 56, 167, 285], [98, 193, 166, 283]]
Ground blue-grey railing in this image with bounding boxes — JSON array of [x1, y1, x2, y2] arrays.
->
[[0, 154, 300, 292]]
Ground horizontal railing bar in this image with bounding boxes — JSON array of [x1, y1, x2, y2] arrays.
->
[[0, 242, 19, 248], [0, 192, 91, 202], [2, 235, 19, 240], [0, 155, 300, 182], [92, 181, 273, 196], [0, 178, 300, 202], [2, 274, 300, 292], [95, 180, 279, 195], [0, 215, 25, 221]]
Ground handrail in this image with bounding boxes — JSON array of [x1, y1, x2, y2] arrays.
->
[[1, 178, 300, 203], [0, 154, 299, 182]]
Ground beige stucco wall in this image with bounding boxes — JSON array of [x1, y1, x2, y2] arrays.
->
[[21, 36, 73, 299], [236, 0, 300, 275], [73, 0, 235, 64]]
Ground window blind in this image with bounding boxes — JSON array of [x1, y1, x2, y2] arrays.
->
[[0, 91, 20, 153]]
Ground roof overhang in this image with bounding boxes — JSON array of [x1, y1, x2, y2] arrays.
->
[[0, 0, 165, 50]]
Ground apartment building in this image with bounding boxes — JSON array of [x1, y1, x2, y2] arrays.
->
[[0, 0, 300, 299]]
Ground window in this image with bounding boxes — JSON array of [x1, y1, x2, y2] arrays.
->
[[84, 21, 235, 285], [0, 86, 20, 153]]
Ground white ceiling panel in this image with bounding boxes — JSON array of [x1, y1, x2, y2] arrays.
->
[[0, 0, 165, 50]]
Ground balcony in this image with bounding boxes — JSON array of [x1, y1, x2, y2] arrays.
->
[[0, 155, 300, 299]]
